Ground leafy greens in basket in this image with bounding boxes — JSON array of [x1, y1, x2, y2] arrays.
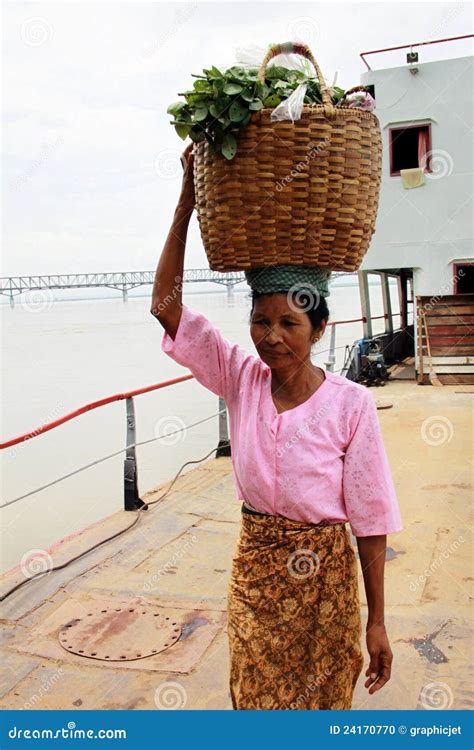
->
[[167, 64, 347, 161]]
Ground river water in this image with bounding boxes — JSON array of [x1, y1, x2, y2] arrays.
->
[[0, 278, 399, 572]]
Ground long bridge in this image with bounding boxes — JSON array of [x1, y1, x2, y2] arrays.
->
[[0, 269, 353, 306]]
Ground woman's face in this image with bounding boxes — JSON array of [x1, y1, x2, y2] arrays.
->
[[249, 292, 326, 369]]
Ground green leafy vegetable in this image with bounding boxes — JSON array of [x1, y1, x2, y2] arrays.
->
[[168, 64, 354, 160]]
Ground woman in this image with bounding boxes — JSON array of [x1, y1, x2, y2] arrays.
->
[[150, 143, 403, 710]]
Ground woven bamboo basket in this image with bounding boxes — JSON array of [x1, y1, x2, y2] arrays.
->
[[193, 42, 383, 273]]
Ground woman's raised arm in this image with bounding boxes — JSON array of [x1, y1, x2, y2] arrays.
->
[[150, 142, 195, 340]]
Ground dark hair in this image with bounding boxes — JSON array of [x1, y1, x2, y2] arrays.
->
[[248, 289, 330, 336]]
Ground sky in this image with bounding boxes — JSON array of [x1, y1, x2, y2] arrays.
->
[[2, 0, 472, 276]]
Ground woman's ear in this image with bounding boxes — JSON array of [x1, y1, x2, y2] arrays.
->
[[312, 328, 323, 344]]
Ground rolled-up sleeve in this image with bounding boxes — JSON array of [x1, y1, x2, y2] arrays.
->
[[342, 389, 403, 537], [160, 304, 252, 402]]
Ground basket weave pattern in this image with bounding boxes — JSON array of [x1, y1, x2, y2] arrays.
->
[[193, 43, 383, 273]]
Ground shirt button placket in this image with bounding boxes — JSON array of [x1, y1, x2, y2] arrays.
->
[[272, 415, 281, 514]]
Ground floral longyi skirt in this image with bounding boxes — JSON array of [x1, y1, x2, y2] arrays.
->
[[226, 507, 364, 710]]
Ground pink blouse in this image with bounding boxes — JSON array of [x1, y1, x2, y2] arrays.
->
[[161, 304, 403, 537]]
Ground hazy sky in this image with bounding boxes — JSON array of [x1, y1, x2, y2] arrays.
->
[[2, 1, 472, 275]]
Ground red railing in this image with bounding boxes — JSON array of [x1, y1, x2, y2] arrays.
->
[[1, 309, 404, 517], [0, 374, 194, 450], [360, 34, 474, 70], [0, 313, 393, 450]]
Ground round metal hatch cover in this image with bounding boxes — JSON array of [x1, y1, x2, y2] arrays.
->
[[59, 603, 182, 661]]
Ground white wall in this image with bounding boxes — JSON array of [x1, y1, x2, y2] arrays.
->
[[359, 54, 473, 298]]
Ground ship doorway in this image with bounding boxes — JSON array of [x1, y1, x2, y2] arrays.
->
[[357, 268, 415, 362], [454, 263, 474, 294]]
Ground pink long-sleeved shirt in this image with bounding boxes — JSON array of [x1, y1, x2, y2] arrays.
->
[[161, 304, 403, 537]]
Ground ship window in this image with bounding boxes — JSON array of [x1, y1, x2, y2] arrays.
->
[[389, 125, 431, 176], [454, 264, 474, 294]]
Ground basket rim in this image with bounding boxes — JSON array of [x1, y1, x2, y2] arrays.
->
[[251, 102, 380, 124]]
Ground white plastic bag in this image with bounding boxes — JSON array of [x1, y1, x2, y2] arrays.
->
[[234, 43, 314, 77], [218, 44, 375, 121], [270, 82, 308, 123], [232, 43, 334, 123]]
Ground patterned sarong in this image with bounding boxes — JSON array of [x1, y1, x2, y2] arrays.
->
[[227, 506, 364, 709]]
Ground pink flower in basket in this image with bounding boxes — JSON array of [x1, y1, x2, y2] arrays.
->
[[344, 91, 376, 111]]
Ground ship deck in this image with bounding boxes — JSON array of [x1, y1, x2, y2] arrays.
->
[[1, 366, 472, 711]]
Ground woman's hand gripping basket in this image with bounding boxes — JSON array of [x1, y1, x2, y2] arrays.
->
[[192, 42, 383, 273]]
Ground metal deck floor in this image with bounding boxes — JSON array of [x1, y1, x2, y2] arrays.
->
[[1, 377, 472, 710]]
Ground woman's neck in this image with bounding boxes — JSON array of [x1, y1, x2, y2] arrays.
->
[[271, 363, 325, 398]]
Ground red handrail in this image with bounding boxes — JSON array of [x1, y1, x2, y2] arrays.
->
[[360, 34, 474, 70], [0, 374, 194, 450], [1, 312, 398, 450]]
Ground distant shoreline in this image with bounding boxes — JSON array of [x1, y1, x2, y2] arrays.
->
[[0, 278, 394, 305]]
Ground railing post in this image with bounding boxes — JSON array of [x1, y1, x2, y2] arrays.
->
[[358, 270, 373, 339], [325, 323, 337, 372], [216, 396, 231, 457], [381, 272, 393, 334], [124, 397, 147, 511]]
